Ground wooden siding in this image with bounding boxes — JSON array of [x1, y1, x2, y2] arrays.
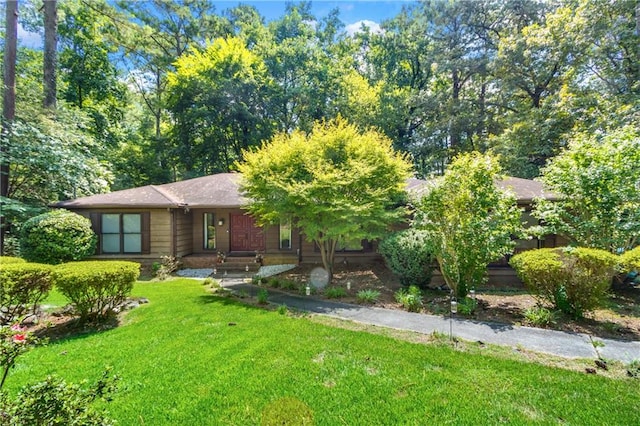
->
[[175, 210, 193, 257]]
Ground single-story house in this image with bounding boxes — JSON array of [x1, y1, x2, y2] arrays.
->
[[55, 173, 560, 277]]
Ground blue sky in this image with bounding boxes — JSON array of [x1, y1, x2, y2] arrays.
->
[[217, 1, 414, 24], [17, 1, 417, 47]]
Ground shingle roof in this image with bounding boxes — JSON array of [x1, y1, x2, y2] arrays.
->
[[406, 176, 557, 203], [55, 173, 555, 209], [55, 173, 245, 209]]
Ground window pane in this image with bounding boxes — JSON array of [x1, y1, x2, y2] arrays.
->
[[204, 213, 216, 250], [280, 218, 292, 249], [124, 234, 142, 253], [123, 214, 141, 233], [102, 214, 120, 233], [102, 234, 120, 253]]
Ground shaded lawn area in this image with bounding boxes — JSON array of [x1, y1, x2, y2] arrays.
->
[[8, 279, 640, 425]]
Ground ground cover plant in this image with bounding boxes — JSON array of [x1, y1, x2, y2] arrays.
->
[[6, 279, 639, 425]]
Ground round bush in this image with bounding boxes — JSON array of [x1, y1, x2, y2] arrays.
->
[[0, 262, 53, 324], [509, 248, 566, 306], [378, 229, 436, 288], [20, 210, 97, 265], [52, 261, 140, 321], [511, 247, 618, 318]]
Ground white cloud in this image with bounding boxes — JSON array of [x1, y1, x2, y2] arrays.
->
[[345, 20, 383, 37]]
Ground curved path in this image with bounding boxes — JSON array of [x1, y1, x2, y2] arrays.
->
[[219, 277, 640, 364]]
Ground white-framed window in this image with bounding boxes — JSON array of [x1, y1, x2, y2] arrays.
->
[[204, 213, 216, 250], [279, 217, 292, 249]]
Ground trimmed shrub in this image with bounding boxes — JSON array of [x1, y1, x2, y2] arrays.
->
[[52, 261, 140, 321], [378, 229, 436, 289], [511, 247, 617, 318], [0, 262, 53, 324], [0, 256, 26, 265], [619, 246, 640, 273], [20, 210, 97, 265], [509, 248, 565, 307]]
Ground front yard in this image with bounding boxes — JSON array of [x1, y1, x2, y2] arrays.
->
[[9, 279, 640, 424]]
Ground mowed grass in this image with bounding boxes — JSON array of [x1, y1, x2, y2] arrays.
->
[[7, 279, 640, 425]]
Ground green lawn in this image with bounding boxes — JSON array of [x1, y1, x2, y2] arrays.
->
[[8, 279, 640, 425]]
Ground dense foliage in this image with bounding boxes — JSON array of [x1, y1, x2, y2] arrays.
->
[[619, 246, 640, 274], [0, 372, 118, 426], [19, 210, 97, 264], [415, 152, 521, 298], [510, 247, 618, 318], [52, 261, 140, 321], [0, 262, 53, 324], [533, 127, 640, 252], [239, 117, 411, 281], [2, 0, 639, 254], [378, 229, 436, 288]]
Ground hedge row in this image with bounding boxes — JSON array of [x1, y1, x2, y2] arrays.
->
[[0, 262, 53, 324], [0, 256, 26, 265], [619, 246, 640, 273], [510, 247, 618, 318], [53, 261, 140, 321], [0, 259, 140, 324]]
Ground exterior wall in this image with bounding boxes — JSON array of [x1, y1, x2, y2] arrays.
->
[[175, 210, 193, 257], [191, 208, 238, 255], [190, 208, 302, 257]]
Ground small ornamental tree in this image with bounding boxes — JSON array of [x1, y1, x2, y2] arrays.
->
[[533, 126, 640, 252], [20, 210, 97, 265], [239, 117, 412, 282], [415, 152, 522, 298]]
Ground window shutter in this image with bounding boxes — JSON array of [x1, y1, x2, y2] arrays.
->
[[89, 213, 101, 255], [141, 212, 151, 254]]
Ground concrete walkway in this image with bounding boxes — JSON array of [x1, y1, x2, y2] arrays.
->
[[220, 277, 640, 364]]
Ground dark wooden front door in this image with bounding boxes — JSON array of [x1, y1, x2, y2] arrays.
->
[[230, 214, 265, 252]]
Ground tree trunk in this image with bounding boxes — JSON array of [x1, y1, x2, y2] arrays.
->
[[1, 0, 18, 254], [43, 0, 57, 109], [318, 237, 337, 283]]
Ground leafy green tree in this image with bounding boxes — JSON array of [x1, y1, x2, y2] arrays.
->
[[533, 126, 640, 252], [166, 36, 272, 176], [239, 117, 412, 282], [115, 0, 228, 185], [258, 3, 342, 134], [415, 152, 522, 298], [58, 0, 122, 109]]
